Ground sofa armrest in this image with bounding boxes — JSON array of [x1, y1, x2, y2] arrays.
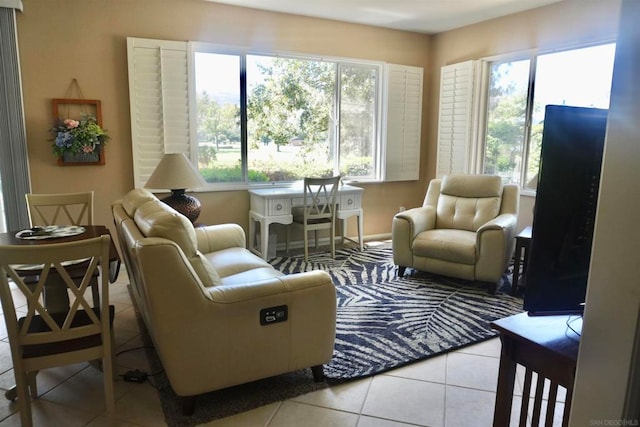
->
[[144, 259, 336, 396], [475, 213, 518, 282], [195, 223, 246, 253], [477, 213, 518, 235], [393, 206, 436, 237], [206, 270, 334, 303], [392, 206, 436, 269]]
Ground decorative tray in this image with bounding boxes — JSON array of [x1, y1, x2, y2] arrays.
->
[[15, 225, 86, 240]]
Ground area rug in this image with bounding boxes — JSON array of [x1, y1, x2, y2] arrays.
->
[[147, 242, 523, 426], [270, 241, 523, 379]]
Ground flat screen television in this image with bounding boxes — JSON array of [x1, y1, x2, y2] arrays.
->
[[523, 105, 608, 315]]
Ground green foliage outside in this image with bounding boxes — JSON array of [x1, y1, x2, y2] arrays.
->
[[195, 55, 376, 183], [484, 60, 546, 185]]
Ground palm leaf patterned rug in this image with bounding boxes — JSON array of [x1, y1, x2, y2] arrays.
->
[[270, 241, 523, 380]]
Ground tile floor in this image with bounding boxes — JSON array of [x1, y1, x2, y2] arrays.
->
[[0, 268, 565, 427]]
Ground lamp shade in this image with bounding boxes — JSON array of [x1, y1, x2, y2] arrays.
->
[[144, 153, 206, 223], [145, 153, 206, 191]]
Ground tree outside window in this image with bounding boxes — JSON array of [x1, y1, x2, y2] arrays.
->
[[194, 51, 379, 184], [482, 43, 615, 189]]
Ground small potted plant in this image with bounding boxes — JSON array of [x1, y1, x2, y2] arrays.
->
[[50, 114, 110, 164]]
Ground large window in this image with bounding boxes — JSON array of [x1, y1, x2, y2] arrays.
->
[[481, 43, 616, 189], [127, 38, 422, 189], [193, 50, 380, 184]]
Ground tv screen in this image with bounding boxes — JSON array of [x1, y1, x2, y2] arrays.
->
[[523, 105, 608, 315]]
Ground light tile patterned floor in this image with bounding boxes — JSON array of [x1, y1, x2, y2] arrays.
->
[[0, 268, 563, 426]]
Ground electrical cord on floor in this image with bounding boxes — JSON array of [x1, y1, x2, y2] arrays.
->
[[116, 345, 165, 388], [116, 345, 155, 357]]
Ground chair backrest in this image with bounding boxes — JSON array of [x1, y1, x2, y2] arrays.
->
[[429, 174, 504, 232], [0, 235, 111, 370], [302, 176, 341, 222], [26, 191, 94, 226]]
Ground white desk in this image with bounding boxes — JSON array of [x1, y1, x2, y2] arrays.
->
[[249, 184, 364, 260]]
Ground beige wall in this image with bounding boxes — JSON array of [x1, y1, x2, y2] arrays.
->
[[572, 0, 640, 422], [16, 0, 430, 238], [15, 0, 623, 239], [430, 0, 621, 232]]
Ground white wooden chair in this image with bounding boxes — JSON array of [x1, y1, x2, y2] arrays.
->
[[0, 235, 115, 426], [25, 191, 94, 226], [286, 176, 341, 261], [25, 191, 99, 307]]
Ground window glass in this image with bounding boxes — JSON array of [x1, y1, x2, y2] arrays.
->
[[247, 56, 336, 182], [483, 59, 530, 184], [482, 43, 616, 189], [194, 49, 381, 185], [339, 64, 378, 179], [525, 43, 616, 188], [194, 52, 242, 183]]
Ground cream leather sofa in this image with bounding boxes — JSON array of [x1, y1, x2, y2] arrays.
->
[[112, 189, 336, 414], [392, 174, 519, 293]]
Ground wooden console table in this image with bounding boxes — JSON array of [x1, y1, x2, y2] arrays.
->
[[491, 312, 580, 427]]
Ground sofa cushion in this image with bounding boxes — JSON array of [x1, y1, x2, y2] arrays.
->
[[122, 188, 158, 217], [412, 229, 477, 265], [203, 247, 277, 279], [134, 200, 221, 287]]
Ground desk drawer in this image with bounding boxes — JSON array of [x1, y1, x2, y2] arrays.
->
[[340, 192, 362, 210], [266, 198, 291, 216], [291, 193, 361, 210]]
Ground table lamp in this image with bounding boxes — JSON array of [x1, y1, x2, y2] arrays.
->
[[144, 153, 206, 223]]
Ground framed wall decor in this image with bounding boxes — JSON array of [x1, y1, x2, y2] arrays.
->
[[52, 98, 107, 166]]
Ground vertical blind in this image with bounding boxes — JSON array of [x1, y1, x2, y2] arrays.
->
[[0, 6, 30, 231]]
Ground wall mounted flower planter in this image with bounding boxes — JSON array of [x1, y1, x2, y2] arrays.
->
[[52, 98, 106, 166]]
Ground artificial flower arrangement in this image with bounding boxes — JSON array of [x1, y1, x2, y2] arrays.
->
[[50, 114, 110, 157]]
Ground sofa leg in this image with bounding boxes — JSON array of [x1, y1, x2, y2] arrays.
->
[[182, 396, 196, 416], [397, 266, 406, 277], [311, 365, 324, 382]]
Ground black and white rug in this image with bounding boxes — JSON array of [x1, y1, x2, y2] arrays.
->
[[270, 241, 523, 379], [151, 242, 523, 426]]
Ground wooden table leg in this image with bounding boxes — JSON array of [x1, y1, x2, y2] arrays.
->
[[493, 338, 517, 427]]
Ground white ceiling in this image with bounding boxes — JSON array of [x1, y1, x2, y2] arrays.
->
[[205, 0, 563, 34]]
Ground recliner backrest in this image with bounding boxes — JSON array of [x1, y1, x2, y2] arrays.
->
[[434, 174, 503, 232]]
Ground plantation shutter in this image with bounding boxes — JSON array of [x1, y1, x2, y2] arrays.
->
[[436, 60, 477, 178], [383, 64, 423, 182], [126, 37, 192, 188]]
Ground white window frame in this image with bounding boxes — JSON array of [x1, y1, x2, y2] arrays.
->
[[127, 37, 423, 190], [437, 40, 615, 193], [473, 52, 536, 194]]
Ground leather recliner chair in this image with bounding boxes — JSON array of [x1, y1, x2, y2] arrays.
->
[[392, 174, 519, 293]]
